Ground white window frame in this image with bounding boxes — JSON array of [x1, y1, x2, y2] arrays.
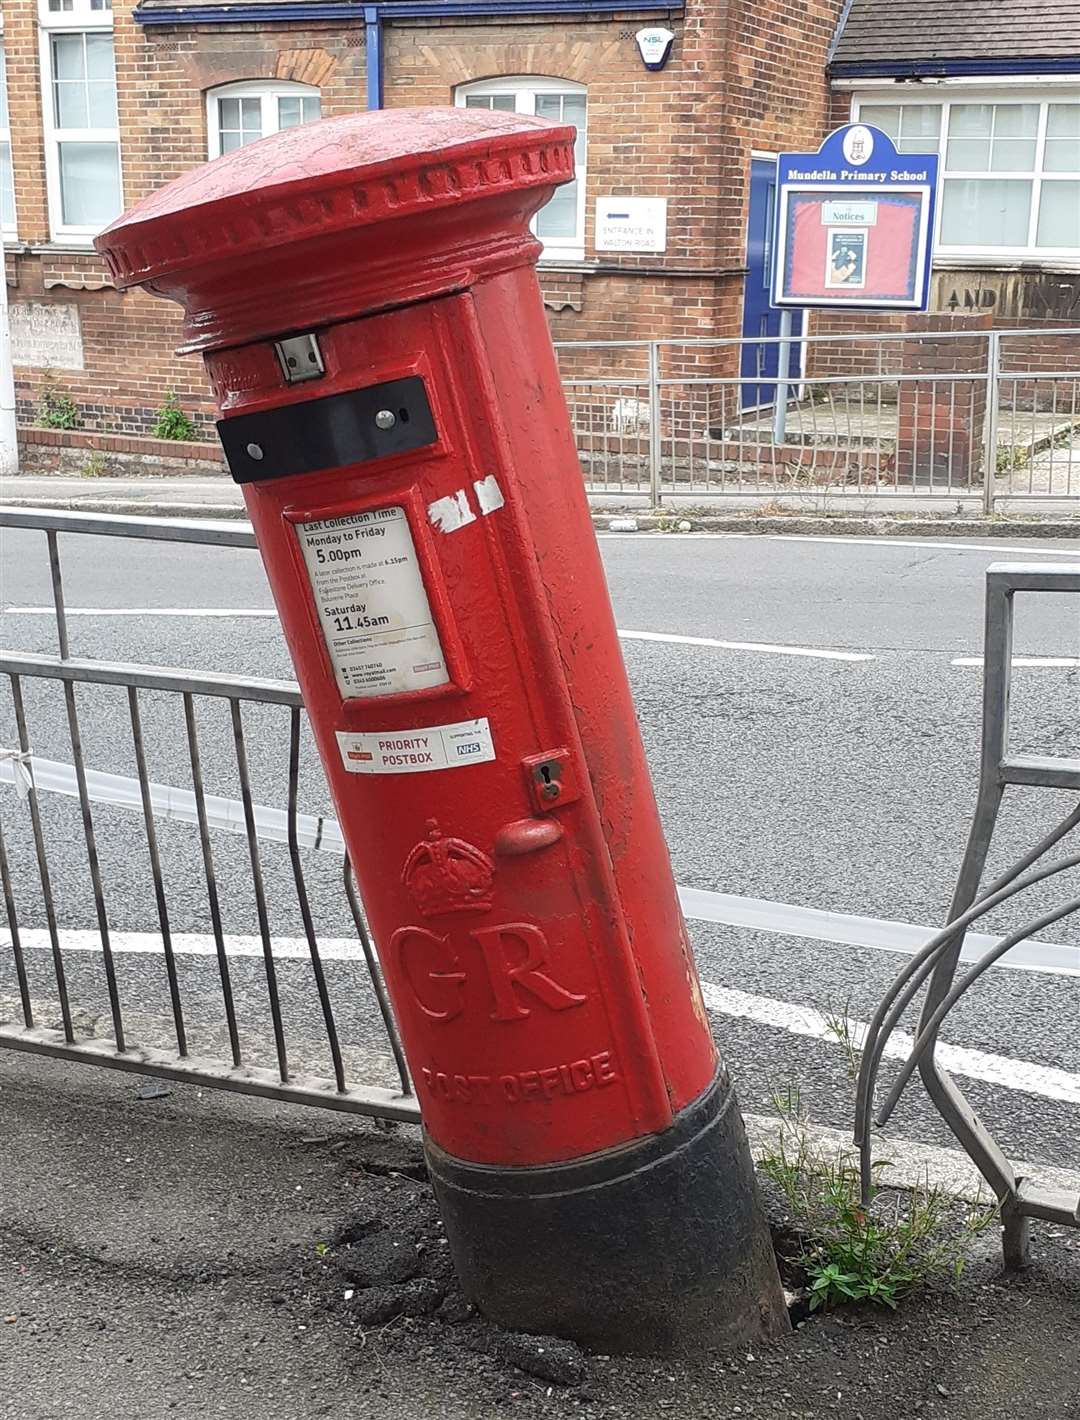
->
[[39, 0, 113, 26], [206, 80, 322, 160], [0, 39, 16, 240], [854, 87, 1080, 264], [455, 77, 587, 263], [38, 0, 123, 246]]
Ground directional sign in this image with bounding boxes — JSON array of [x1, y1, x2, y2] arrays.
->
[[772, 124, 938, 312]]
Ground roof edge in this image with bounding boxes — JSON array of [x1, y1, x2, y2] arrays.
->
[[134, 0, 682, 22], [830, 56, 1080, 80], [825, 0, 857, 67]]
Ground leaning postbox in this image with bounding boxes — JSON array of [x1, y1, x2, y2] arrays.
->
[[97, 107, 786, 1353]]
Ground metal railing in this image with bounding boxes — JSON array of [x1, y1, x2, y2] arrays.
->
[[855, 561, 1080, 1266], [554, 327, 1080, 509], [0, 508, 421, 1123]]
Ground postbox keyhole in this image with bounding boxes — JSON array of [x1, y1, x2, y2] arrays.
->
[[537, 761, 561, 801], [522, 749, 579, 815]]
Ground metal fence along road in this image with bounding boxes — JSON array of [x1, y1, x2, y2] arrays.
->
[[554, 328, 1080, 509], [855, 561, 1080, 1266], [1, 510, 1078, 1266], [0, 508, 421, 1123]]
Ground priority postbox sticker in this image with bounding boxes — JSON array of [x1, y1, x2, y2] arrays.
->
[[295, 506, 449, 700], [335, 719, 495, 775]]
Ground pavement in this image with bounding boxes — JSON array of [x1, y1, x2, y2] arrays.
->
[[3, 1049, 1080, 1420], [0, 513, 1078, 1414], [3, 472, 1080, 531]]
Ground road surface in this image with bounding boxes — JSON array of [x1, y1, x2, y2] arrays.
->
[[0, 523, 1077, 1179]]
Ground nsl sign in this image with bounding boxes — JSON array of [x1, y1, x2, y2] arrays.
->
[[772, 124, 939, 312]]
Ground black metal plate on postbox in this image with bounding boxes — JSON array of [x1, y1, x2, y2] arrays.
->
[[217, 376, 437, 485]]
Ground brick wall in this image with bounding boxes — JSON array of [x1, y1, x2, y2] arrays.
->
[[113, 17, 365, 206], [5, 2, 49, 240], [9, 251, 214, 436], [7, 10, 364, 437]]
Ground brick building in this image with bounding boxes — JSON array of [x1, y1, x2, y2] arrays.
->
[[818, 0, 1080, 484], [3, 0, 845, 441], [1, 0, 1077, 446], [830, 1, 1080, 325]]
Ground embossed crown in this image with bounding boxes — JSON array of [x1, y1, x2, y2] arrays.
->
[[402, 820, 495, 918]]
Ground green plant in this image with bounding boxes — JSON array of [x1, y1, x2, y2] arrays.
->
[[152, 391, 197, 442], [996, 443, 1031, 475], [80, 450, 109, 479], [821, 999, 861, 1080], [760, 1090, 997, 1313], [37, 375, 80, 430]]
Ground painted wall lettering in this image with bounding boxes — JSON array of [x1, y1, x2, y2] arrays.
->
[[10, 302, 84, 370]]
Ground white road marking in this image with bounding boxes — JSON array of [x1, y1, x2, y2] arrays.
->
[[678, 885, 1079, 977], [597, 532, 1080, 556], [618, 629, 875, 662], [0, 751, 344, 855], [699, 982, 1080, 1106], [3, 754, 1074, 976], [597, 533, 752, 540], [952, 655, 1080, 668], [1, 606, 278, 617], [1, 928, 366, 960], [765, 534, 1080, 557], [3, 927, 1075, 1105], [0, 606, 877, 663]]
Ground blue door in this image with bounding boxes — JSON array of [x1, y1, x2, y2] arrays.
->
[[741, 157, 803, 411]]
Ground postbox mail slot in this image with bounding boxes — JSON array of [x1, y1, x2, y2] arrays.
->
[[217, 376, 437, 485]]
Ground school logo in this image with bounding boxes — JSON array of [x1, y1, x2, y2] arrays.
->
[[842, 125, 874, 167]]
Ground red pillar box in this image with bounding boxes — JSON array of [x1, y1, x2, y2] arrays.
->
[[97, 108, 786, 1354]]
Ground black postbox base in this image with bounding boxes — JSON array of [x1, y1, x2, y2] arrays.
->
[[425, 1068, 790, 1355]]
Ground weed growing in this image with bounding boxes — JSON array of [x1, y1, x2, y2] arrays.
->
[[80, 450, 109, 478], [760, 1076, 998, 1313], [152, 391, 198, 442], [37, 374, 80, 430]]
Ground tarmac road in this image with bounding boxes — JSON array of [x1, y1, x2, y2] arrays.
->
[[0, 523, 1077, 1176]]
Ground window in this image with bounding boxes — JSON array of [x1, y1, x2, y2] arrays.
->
[[207, 81, 322, 159], [859, 103, 941, 155], [0, 46, 15, 237], [456, 78, 587, 261], [38, 0, 122, 241], [859, 94, 1080, 258]]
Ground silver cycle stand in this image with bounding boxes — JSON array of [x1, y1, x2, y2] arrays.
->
[[856, 561, 1080, 1268]]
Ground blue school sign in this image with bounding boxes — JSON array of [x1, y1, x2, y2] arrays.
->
[[772, 124, 939, 312]]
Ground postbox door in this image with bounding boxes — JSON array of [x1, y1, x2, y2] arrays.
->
[[213, 291, 710, 1167]]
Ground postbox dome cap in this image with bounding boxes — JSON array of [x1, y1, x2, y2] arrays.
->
[[95, 106, 575, 293]]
